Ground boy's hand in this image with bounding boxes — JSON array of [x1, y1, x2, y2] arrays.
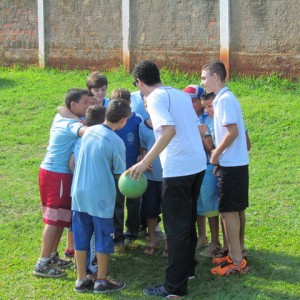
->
[[210, 149, 220, 165]]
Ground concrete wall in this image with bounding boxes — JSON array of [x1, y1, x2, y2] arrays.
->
[[0, 0, 299, 77]]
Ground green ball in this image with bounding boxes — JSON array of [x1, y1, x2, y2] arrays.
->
[[118, 172, 148, 198], [204, 210, 219, 218]]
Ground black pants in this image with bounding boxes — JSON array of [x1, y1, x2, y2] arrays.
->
[[113, 183, 141, 243], [162, 171, 205, 296]]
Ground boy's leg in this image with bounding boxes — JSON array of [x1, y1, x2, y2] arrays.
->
[[51, 226, 64, 254], [40, 224, 59, 258], [113, 186, 125, 245], [221, 212, 242, 264], [76, 251, 88, 280], [125, 196, 141, 239], [96, 253, 109, 279], [239, 210, 246, 253], [196, 215, 208, 248], [208, 216, 220, 245]]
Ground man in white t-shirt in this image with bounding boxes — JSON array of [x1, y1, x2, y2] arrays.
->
[[201, 60, 249, 276], [127, 61, 206, 298]]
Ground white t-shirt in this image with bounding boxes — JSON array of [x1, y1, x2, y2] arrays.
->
[[147, 86, 207, 178], [213, 87, 249, 167]]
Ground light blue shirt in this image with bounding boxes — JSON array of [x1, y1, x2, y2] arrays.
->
[[72, 124, 126, 218], [130, 91, 149, 120], [139, 119, 163, 181], [40, 114, 84, 173]]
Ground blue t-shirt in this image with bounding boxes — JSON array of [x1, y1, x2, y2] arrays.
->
[[115, 112, 142, 168], [139, 119, 163, 181], [103, 97, 110, 108], [130, 91, 149, 120], [40, 114, 84, 173], [72, 124, 126, 218]]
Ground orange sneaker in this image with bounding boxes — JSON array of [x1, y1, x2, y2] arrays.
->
[[211, 258, 249, 276], [212, 255, 232, 266]]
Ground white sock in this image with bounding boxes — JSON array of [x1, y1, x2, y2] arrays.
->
[[37, 257, 50, 266], [50, 252, 57, 258]]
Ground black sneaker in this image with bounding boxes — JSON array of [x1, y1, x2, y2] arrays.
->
[[143, 284, 182, 298], [74, 278, 94, 293], [93, 278, 126, 294], [33, 262, 65, 278], [50, 252, 73, 269]]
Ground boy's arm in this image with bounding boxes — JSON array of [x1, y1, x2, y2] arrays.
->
[[210, 124, 238, 165], [57, 106, 80, 120], [246, 132, 251, 151], [69, 154, 75, 173], [199, 124, 214, 153], [78, 126, 88, 137]]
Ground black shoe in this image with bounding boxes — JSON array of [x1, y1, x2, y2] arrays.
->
[[94, 278, 126, 294], [143, 284, 182, 298], [74, 278, 94, 293]]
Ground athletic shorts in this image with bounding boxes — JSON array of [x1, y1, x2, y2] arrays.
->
[[197, 164, 219, 216], [141, 180, 162, 219], [39, 168, 72, 227], [216, 165, 249, 212], [72, 211, 114, 254]]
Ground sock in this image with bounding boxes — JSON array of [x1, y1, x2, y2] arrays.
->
[[37, 257, 50, 266], [50, 252, 57, 258]]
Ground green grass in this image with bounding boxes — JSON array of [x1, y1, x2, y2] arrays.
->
[[0, 66, 299, 299]]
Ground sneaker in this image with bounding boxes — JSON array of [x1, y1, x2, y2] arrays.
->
[[114, 243, 125, 253], [125, 239, 138, 250], [212, 255, 232, 266], [199, 243, 222, 258], [74, 278, 94, 293], [143, 284, 182, 298], [94, 278, 126, 294], [51, 253, 73, 268], [64, 248, 75, 258], [211, 258, 249, 276], [33, 262, 65, 278], [196, 237, 209, 250], [155, 225, 166, 240]]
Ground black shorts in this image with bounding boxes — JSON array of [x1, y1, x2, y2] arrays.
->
[[217, 165, 249, 212], [141, 180, 162, 219]]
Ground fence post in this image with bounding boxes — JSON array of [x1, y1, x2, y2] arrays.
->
[[122, 0, 131, 72], [38, 0, 45, 68], [220, 0, 230, 78]]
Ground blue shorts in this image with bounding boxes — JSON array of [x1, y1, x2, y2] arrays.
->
[[141, 180, 162, 219], [72, 211, 114, 254], [197, 164, 219, 216]]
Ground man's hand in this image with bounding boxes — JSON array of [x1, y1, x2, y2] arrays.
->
[[125, 160, 149, 180]]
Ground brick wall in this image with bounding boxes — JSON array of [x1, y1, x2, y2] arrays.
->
[[0, 0, 299, 77]]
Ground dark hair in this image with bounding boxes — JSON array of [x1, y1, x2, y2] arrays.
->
[[201, 91, 216, 101], [85, 105, 106, 126], [202, 61, 227, 82], [105, 99, 131, 123], [86, 72, 108, 90], [65, 89, 89, 109], [133, 60, 161, 86], [110, 88, 131, 103]]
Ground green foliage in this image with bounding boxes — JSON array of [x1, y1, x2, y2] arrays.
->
[[0, 67, 299, 299]]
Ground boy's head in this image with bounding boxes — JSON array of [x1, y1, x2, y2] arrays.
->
[[201, 92, 216, 118], [85, 105, 106, 126], [133, 60, 161, 88], [105, 98, 131, 129], [65, 89, 90, 118], [201, 61, 226, 93], [86, 72, 108, 102], [110, 88, 131, 104], [184, 85, 204, 117]]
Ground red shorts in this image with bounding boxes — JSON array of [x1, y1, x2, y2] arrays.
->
[[39, 168, 73, 227]]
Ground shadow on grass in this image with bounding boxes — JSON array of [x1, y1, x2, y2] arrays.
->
[[0, 78, 18, 89]]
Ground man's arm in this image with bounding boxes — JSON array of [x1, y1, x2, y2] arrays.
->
[[57, 106, 80, 120], [127, 125, 176, 180], [210, 124, 238, 165]]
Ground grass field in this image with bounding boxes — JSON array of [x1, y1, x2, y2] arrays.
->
[[0, 66, 299, 299]]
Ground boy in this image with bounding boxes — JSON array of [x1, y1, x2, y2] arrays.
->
[[86, 71, 110, 107], [33, 89, 90, 278], [139, 96, 167, 257], [66, 104, 106, 275], [111, 88, 143, 252], [201, 60, 249, 276], [183, 85, 209, 250], [72, 99, 131, 293], [128, 61, 207, 298], [198, 92, 222, 258]]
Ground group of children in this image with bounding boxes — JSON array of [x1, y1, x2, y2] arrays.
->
[[33, 60, 251, 295]]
